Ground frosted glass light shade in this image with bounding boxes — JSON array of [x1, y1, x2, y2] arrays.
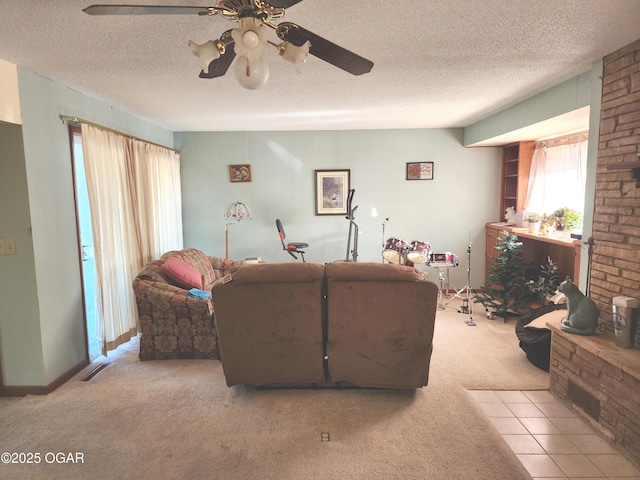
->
[[242, 30, 260, 50], [188, 40, 221, 73], [279, 40, 311, 73], [234, 55, 269, 90]]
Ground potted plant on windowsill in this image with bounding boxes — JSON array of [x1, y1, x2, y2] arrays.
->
[[525, 213, 543, 235], [552, 207, 581, 238]]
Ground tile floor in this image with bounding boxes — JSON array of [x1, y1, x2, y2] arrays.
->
[[469, 390, 640, 479]]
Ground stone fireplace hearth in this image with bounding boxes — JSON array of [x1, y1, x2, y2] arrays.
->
[[548, 323, 640, 469]]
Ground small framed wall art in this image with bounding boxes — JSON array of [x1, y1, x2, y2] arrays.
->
[[315, 169, 350, 215], [406, 162, 434, 180], [229, 164, 251, 183]]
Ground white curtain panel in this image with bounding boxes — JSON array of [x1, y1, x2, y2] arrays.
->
[[81, 123, 182, 354], [130, 139, 183, 263], [525, 133, 588, 217]]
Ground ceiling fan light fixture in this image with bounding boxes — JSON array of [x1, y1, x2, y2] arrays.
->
[[278, 40, 311, 73], [188, 40, 222, 73], [82, 2, 375, 84], [234, 55, 269, 90], [231, 17, 268, 63]]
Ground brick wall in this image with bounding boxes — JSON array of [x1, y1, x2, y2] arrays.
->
[[549, 324, 640, 468], [552, 37, 640, 470], [591, 38, 640, 345]]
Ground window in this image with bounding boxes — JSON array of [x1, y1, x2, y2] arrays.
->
[[525, 133, 588, 222]]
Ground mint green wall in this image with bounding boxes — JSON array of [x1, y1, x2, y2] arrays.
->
[[0, 123, 42, 385], [0, 68, 174, 388], [175, 129, 502, 289]]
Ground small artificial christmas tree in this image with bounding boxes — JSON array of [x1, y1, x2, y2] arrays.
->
[[475, 230, 534, 319]]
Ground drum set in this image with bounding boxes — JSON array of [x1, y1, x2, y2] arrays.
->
[[382, 237, 458, 308]]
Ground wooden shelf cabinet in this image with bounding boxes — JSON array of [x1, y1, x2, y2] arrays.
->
[[499, 141, 535, 220], [485, 223, 581, 287]]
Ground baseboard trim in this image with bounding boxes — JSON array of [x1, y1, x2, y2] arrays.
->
[[1, 359, 90, 397]]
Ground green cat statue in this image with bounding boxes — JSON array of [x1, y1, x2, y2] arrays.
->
[[558, 277, 600, 335]]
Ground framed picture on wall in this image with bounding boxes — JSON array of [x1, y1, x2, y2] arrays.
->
[[406, 162, 434, 180], [315, 169, 350, 215], [229, 164, 251, 182]]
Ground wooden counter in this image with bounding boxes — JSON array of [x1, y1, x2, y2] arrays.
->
[[485, 222, 582, 286]]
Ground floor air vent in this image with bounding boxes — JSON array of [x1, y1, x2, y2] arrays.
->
[[82, 364, 108, 382]]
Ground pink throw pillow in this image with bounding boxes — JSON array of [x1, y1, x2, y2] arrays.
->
[[161, 256, 203, 290]]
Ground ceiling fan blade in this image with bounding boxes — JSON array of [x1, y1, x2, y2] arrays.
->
[[267, 0, 304, 8], [276, 22, 373, 76], [83, 5, 219, 15], [199, 31, 236, 79]]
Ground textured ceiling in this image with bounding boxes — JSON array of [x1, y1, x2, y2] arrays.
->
[[1, 0, 639, 141]]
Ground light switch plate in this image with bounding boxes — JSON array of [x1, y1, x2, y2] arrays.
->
[[0, 240, 5, 255], [5, 239, 15, 255]]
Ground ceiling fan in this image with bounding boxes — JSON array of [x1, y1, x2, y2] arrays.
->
[[83, 0, 374, 89]]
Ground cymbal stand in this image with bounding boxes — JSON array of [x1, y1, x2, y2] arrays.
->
[[381, 217, 389, 263], [444, 241, 475, 325]]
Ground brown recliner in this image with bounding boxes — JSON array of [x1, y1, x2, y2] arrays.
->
[[211, 262, 326, 387], [325, 262, 438, 389]]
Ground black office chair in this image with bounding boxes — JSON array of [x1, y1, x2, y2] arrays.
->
[[276, 219, 309, 262]]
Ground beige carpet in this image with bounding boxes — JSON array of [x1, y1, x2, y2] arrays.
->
[[430, 299, 549, 390], [0, 298, 544, 479]]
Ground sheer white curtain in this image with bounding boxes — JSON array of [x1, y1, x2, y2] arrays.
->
[[81, 124, 183, 354], [525, 133, 588, 217], [130, 139, 183, 264]]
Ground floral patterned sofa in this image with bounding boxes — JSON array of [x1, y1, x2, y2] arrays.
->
[[133, 248, 244, 360]]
